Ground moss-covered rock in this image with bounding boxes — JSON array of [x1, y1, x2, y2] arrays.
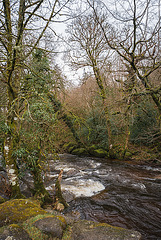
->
[[88, 145, 98, 154], [23, 214, 67, 240], [33, 216, 66, 239], [0, 196, 5, 204], [93, 149, 108, 158], [124, 151, 133, 158], [0, 199, 47, 227], [71, 148, 88, 156], [0, 224, 32, 240], [70, 220, 141, 240]]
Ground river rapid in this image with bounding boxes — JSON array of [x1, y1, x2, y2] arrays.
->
[[45, 153, 161, 240]]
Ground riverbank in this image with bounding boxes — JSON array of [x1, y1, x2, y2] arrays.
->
[[0, 153, 161, 239], [0, 199, 142, 240], [62, 142, 161, 167]]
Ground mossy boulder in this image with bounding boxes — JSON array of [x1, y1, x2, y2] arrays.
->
[[93, 149, 108, 158], [0, 224, 31, 240], [124, 151, 133, 159], [88, 145, 108, 158], [23, 214, 67, 240], [70, 220, 141, 240], [88, 145, 97, 155], [0, 196, 5, 204], [71, 148, 88, 156], [0, 199, 47, 227]]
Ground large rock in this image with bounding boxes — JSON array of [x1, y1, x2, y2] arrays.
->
[[0, 224, 32, 240], [70, 220, 141, 240], [33, 216, 66, 239], [93, 149, 108, 158], [0, 199, 47, 227]]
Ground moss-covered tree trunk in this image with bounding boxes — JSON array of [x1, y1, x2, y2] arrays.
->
[[4, 60, 22, 198], [54, 169, 69, 210], [89, 55, 114, 158], [122, 119, 130, 159], [48, 92, 82, 145], [31, 160, 51, 203], [3, 0, 23, 198]]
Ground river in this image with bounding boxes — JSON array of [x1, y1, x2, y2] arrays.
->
[[45, 154, 161, 240]]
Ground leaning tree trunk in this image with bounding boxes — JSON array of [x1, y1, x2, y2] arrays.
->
[[48, 92, 82, 145]]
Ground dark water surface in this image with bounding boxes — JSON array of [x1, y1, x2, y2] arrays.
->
[[46, 154, 161, 240]]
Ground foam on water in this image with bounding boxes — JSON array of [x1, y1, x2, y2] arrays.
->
[[54, 164, 75, 172], [61, 179, 105, 197]]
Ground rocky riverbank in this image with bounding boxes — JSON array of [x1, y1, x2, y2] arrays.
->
[[0, 199, 141, 240]]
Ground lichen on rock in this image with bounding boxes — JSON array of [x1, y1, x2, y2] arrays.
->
[[70, 220, 142, 240], [0, 199, 47, 227]]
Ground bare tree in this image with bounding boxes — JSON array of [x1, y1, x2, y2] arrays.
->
[[88, 0, 161, 128], [67, 13, 116, 157]]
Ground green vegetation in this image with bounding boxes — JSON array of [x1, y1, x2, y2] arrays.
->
[[0, 0, 160, 202]]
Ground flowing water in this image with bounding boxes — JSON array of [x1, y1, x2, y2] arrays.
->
[[45, 154, 161, 240]]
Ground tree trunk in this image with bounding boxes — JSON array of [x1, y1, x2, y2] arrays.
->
[[4, 85, 22, 198], [90, 57, 114, 158], [31, 159, 51, 204], [54, 169, 69, 210], [3, 0, 23, 198], [48, 92, 82, 145]]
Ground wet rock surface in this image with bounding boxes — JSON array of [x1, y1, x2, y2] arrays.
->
[[70, 220, 142, 240]]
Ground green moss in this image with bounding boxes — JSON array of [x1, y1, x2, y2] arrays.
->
[[63, 142, 76, 151], [55, 175, 69, 209], [8, 223, 21, 229], [62, 225, 72, 240], [0, 196, 5, 204], [0, 199, 47, 227], [70, 220, 141, 239], [56, 215, 67, 227], [23, 214, 51, 240], [72, 148, 88, 156], [23, 214, 66, 240], [88, 145, 98, 154], [93, 149, 108, 158], [68, 146, 75, 153]]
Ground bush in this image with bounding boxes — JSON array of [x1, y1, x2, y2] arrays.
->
[[130, 100, 159, 145]]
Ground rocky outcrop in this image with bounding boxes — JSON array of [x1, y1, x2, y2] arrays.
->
[[0, 199, 142, 240], [69, 220, 141, 240]]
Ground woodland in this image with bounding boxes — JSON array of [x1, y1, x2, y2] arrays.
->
[[0, 0, 160, 205]]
